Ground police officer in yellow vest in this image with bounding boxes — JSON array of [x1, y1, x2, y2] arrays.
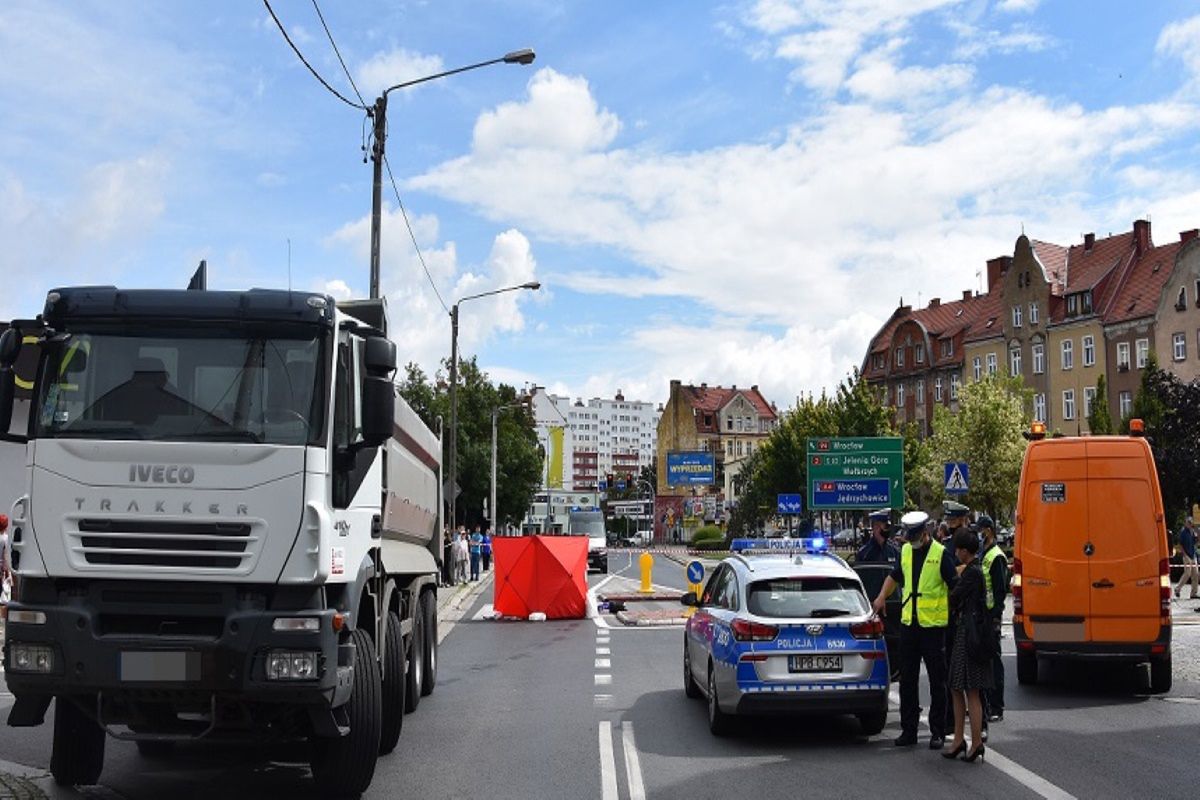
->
[[977, 515, 1008, 722], [873, 510, 959, 748]]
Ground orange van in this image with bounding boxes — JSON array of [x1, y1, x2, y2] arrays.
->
[[1012, 421, 1172, 693]]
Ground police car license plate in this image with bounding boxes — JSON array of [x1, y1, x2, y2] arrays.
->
[[788, 654, 842, 673]]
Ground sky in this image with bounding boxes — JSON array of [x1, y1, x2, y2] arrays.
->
[[2, 0, 1199, 409]]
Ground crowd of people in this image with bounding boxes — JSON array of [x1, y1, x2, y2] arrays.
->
[[863, 500, 1008, 763], [441, 525, 493, 587]]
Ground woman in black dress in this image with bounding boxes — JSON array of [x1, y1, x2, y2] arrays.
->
[[943, 527, 993, 762]]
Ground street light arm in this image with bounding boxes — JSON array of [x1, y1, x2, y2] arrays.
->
[[383, 49, 535, 97], [456, 281, 541, 307]]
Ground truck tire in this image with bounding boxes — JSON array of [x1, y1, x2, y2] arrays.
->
[[1150, 655, 1172, 694], [404, 602, 423, 714], [50, 697, 106, 787], [311, 628, 382, 797], [378, 612, 406, 755], [136, 740, 176, 758], [1016, 650, 1038, 685], [420, 590, 437, 696]]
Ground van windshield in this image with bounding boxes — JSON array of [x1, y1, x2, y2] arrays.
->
[[569, 511, 605, 538]]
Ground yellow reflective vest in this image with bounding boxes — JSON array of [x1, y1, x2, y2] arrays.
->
[[981, 544, 1007, 611], [900, 539, 949, 627]]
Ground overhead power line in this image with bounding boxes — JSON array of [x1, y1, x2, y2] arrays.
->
[[310, 0, 368, 108], [384, 155, 450, 315], [262, 0, 367, 110]]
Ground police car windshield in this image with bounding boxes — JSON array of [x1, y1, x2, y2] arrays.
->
[[747, 577, 869, 619]]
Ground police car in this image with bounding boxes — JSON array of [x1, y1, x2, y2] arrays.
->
[[682, 538, 890, 736]]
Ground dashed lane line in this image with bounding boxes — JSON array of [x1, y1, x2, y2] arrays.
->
[[598, 721, 620, 800], [595, 658, 611, 669], [595, 674, 612, 686]]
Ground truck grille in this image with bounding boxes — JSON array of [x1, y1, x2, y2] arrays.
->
[[73, 519, 257, 570]]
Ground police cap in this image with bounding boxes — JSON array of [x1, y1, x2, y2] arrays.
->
[[899, 510, 929, 539], [976, 514, 995, 532], [868, 508, 891, 522], [942, 499, 970, 519]]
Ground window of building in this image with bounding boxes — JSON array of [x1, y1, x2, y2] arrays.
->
[[1012, 305, 1023, 328], [986, 353, 997, 375], [895, 347, 904, 367], [1032, 342, 1045, 374], [1084, 386, 1096, 419], [726, 417, 733, 431], [1061, 339, 1074, 370], [1119, 391, 1133, 419], [1083, 335, 1095, 367], [934, 376, 943, 402], [1063, 389, 1076, 420], [1178, 286, 1188, 310], [1067, 295, 1078, 316], [1136, 338, 1149, 369], [917, 380, 925, 404], [736, 440, 744, 457], [915, 344, 925, 363], [951, 374, 960, 400], [735, 417, 742, 432], [941, 339, 954, 357], [726, 440, 733, 455], [973, 357, 982, 381], [1030, 302, 1039, 325], [873, 354, 884, 370], [1009, 346, 1022, 376], [1173, 332, 1187, 362], [896, 383, 905, 406], [1033, 393, 1046, 422], [1082, 292, 1093, 314], [1117, 342, 1130, 369]]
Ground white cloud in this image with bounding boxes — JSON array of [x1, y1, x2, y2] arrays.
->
[[321, 279, 354, 301], [289, 24, 314, 45], [356, 47, 445, 99], [472, 69, 620, 155], [256, 171, 286, 188], [996, 0, 1040, 12], [951, 24, 1052, 59], [1157, 15, 1200, 83], [846, 44, 973, 101]]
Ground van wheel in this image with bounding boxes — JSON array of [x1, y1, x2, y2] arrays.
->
[[420, 590, 437, 696], [311, 628, 381, 797], [1150, 655, 1172, 694], [404, 604, 423, 714], [1016, 651, 1038, 685], [379, 612, 406, 754], [50, 697, 106, 787]]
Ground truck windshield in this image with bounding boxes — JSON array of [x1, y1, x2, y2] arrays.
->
[[32, 326, 325, 446], [569, 511, 605, 537]]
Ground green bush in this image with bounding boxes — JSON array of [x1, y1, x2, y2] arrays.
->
[[692, 539, 728, 552], [691, 525, 723, 545]]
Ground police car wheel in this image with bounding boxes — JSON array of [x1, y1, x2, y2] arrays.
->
[[857, 708, 888, 736], [683, 643, 701, 699], [707, 665, 732, 736]]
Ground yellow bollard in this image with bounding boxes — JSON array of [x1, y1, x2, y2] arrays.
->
[[639, 552, 654, 594], [684, 581, 702, 617]]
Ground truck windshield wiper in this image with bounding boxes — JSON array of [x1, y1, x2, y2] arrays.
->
[[808, 608, 852, 618], [175, 429, 263, 443], [56, 425, 143, 439]]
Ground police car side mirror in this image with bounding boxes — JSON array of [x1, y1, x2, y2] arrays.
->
[[681, 591, 698, 607]]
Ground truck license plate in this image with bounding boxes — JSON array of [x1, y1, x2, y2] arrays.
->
[[120, 651, 201, 682], [788, 654, 842, 673]]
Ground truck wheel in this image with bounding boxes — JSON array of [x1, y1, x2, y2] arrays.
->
[[136, 740, 176, 758], [420, 590, 437, 696], [378, 612, 406, 755], [311, 628, 382, 797], [50, 697, 106, 787], [1150, 655, 1172, 694], [1016, 650, 1038, 685], [404, 602, 423, 714]]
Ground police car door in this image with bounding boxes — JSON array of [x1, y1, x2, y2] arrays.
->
[[705, 567, 740, 691], [689, 564, 728, 683]]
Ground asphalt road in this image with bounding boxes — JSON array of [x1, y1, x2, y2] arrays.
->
[[3, 567, 1200, 799]]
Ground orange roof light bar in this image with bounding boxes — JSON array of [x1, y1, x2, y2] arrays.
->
[[1129, 418, 1145, 435]]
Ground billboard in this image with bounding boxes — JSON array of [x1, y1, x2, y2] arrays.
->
[[666, 451, 715, 486]]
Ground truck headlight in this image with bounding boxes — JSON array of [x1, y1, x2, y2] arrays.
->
[[272, 617, 320, 632], [266, 650, 319, 680], [8, 643, 55, 674]]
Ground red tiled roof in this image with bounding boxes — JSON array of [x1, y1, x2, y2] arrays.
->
[[861, 289, 1002, 379], [680, 384, 777, 420], [1031, 240, 1068, 293], [1104, 240, 1182, 324], [1049, 231, 1136, 323]]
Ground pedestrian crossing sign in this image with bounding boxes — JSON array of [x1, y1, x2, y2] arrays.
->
[[944, 462, 969, 494]]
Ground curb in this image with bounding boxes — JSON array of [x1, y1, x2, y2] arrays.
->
[[598, 592, 683, 603], [613, 610, 686, 627]]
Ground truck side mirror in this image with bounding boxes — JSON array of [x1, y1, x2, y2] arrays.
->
[[361, 375, 394, 447], [0, 365, 13, 436], [363, 336, 396, 377]]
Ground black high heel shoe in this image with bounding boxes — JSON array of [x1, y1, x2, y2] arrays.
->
[[941, 740, 967, 759], [962, 744, 986, 763]]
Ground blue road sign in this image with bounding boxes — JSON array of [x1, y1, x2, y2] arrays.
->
[[944, 462, 969, 494], [616, 480, 627, 491], [777, 493, 803, 515], [686, 560, 705, 584], [811, 478, 891, 508], [598, 479, 607, 490]]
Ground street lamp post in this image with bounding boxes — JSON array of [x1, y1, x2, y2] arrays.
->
[[633, 477, 656, 543], [368, 48, 535, 299], [448, 282, 540, 533]]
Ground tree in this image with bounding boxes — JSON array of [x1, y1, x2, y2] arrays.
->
[[1088, 373, 1114, 434], [1123, 352, 1167, 434], [1130, 362, 1200, 522], [917, 375, 1030, 520]]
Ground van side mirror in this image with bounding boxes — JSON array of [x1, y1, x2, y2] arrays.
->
[[361, 375, 394, 447], [681, 591, 699, 607]]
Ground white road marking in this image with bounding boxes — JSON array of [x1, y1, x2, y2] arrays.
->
[[888, 685, 1076, 798], [595, 658, 611, 669], [471, 603, 495, 621], [597, 646, 611, 655], [621, 721, 647, 800], [598, 721, 619, 800], [594, 694, 613, 707], [595, 674, 612, 686]]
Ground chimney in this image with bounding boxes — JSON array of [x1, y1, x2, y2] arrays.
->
[[751, 385, 759, 393], [700, 382, 707, 390], [986, 256, 1011, 292], [1181, 229, 1199, 244], [731, 384, 737, 391], [615, 389, 624, 401], [1083, 232, 1095, 251], [962, 290, 972, 302], [928, 297, 940, 308], [1133, 219, 1151, 253], [899, 304, 912, 315]]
